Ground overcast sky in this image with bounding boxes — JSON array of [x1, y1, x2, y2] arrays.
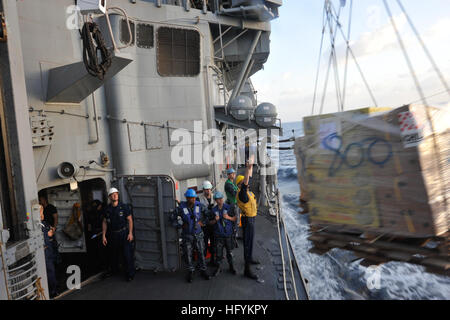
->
[[251, 0, 450, 123]]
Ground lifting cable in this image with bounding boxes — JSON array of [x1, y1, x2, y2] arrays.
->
[[318, 2, 338, 115], [341, 0, 353, 110], [382, 0, 449, 218], [319, 1, 344, 115], [329, 2, 344, 113], [81, 21, 112, 80], [311, 3, 328, 116], [328, 3, 379, 108], [395, 0, 450, 98], [382, 0, 426, 105]]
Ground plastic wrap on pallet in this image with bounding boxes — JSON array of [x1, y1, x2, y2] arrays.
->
[[295, 105, 449, 238]]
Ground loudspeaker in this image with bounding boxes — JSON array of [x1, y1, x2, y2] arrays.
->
[[57, 162, 79, 179]]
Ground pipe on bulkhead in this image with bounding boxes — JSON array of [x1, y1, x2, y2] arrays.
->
[[88, 93, 99, 144], [236, 59, 255, 97], [228, 30, 262, 108]]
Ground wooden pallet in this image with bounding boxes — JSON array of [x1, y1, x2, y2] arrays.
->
[[308, 228, 450, 276]]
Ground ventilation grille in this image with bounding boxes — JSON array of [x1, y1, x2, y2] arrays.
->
[[137, 23, 154, 48]]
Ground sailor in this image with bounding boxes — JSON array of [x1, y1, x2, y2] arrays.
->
[[212, 191, 237, 277], [198, 180, 217, 266], [39, 194, 58, 230], [40, 205, 58, 298], [87, 200, 107, 271], [102, 188, 135, 282], [236, 156, 260, 280], [171, 188, 211, 283], [224, 167, 240, 246], [224, 168, 238, 205]]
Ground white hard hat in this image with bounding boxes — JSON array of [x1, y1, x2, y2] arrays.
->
[[202, 180, 213, 190], [108, 187, 119, 196]]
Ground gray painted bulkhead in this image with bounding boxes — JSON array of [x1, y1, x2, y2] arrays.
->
[[20, 0, 272, 194], [1, 0, 48, 299], [6, 0, 276, 281], [18, 0, 115, 191]]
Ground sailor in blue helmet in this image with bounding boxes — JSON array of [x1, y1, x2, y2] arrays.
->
[[171, 188, 211, 283], [102, 187, 136, 282], [39, 204, 58, 298], [212, 191, 237, 277]]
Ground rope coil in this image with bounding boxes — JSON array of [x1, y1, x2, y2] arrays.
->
[[81, 22, 112, 80]]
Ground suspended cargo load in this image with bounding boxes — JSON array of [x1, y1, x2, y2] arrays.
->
[[255, 102, 277, 127], [295, 105, 449, 239]]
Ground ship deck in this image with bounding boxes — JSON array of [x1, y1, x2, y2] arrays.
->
[[61, 210, 308, 300]]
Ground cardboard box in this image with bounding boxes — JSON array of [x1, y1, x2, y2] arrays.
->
[[296, 105, 449, 237]]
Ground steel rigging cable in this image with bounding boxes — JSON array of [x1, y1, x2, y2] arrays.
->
[[81, 22, 112, 80]]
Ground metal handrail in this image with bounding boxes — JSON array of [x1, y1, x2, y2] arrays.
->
[[10, 278, 38, 297], [8, 266, 36, 281], [7, 258, 35, 273]]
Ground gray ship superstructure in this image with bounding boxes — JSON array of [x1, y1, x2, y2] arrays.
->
[[0, 0, 308, 300]]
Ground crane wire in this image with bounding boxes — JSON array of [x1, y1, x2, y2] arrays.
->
[[329, 3, 344, 112], [395, 0, 450, 99], [319, 1, 342, 115], [328, 3, 379, 108], [311, 3, 328, 116], [341, 0, 353, 110], [382, 0, 449, 221], [382, 0, 426, 105]]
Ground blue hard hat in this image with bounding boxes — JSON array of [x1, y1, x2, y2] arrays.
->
[[214, 191, 224, 200], [227, 168, 235, 174], [184, 189, 197, 198]]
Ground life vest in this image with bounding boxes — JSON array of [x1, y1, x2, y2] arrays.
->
[[179, 201, 203, 236], [237, 187, 257, 218], [198, 194, 215, 211], [225, 179, 238, 205], [212, 204, 234, 237]]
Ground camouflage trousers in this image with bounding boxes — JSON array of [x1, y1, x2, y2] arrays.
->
[[182, 232, 207, 272], [215, 236, 234, 266]]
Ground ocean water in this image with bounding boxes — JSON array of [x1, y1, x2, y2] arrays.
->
[[277, 121, 450, 300]]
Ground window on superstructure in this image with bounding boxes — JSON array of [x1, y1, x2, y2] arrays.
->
[[157, 27, 200, 77], [120, 19, 135, 46]]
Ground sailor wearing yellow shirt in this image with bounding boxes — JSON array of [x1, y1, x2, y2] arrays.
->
[[236, 155, 260, 280]]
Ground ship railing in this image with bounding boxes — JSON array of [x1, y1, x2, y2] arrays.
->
[[103, 6, 133, 53]]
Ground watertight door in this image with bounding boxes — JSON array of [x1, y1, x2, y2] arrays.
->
[[121, 176, 179, 272], [47, 186, 86, 253]]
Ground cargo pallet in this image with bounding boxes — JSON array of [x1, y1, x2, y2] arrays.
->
[[307, 226, 450, 276]]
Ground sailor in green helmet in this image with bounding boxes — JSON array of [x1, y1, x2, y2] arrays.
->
[[224, 168, 240, 248], [225, 168, 238, 205]]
